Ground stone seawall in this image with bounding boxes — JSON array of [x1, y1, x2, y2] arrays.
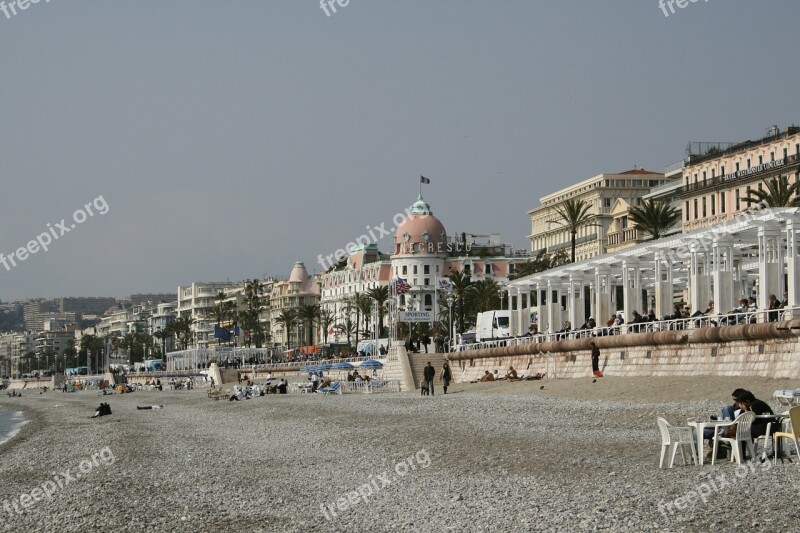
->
[[446, 321, 800, 383]]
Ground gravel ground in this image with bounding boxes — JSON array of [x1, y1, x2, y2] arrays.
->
[[0, 376, 799, 532]]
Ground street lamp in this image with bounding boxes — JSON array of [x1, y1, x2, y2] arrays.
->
[[446, 290, 455, 353]]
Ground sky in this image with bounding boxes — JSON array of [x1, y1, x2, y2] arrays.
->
[[1, 0, 798, 301]]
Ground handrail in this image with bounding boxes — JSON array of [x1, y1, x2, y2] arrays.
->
[[453, 306, 799, 353]]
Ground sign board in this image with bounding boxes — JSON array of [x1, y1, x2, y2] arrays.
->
[[399, 311, 433, 323]]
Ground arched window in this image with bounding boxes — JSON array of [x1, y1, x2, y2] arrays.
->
[[424, 294, 432, 307]]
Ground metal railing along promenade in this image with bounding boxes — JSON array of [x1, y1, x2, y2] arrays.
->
[[453, 306, 800, 353]]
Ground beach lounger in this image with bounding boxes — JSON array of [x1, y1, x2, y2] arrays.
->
[[317, 382, 342, 395]]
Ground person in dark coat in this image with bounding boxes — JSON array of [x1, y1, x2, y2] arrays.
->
[[590, 342, 603, 378], [423, 362, 436, 396], [441, 362, 452, 394]]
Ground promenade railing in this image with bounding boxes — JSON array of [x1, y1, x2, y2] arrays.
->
[[454, 306, 800, 353]]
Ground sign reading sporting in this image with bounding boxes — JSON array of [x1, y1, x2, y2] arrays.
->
[[399, 311, 433, 323]]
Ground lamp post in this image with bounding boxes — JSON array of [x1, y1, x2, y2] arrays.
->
[[446, 290, 455, 353]]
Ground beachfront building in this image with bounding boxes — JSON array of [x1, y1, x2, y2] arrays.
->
[[318, 194, 529, 341], [679, 126, 800, 232], [268, 262, 320, 349], [318, 244, 393, 344], [176, 281, 240, 349], [56, 297, 116, 319], [508, 206, 800, 336], [528, 169, 674, 261], [0, 331, 37, 378]]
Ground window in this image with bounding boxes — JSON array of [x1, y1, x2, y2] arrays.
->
[[484, 263, 492, 275], [736, 189, 740, 211], [711, 169, 715, 179], [796, 144, 799, 155], [402, 265, 407, 275], [702, 171, 707, 183], [784, 148, 788, 159], [424, 295, 432, 307], [636, 198, 642, 205], [759, 155, 763, 165], [771, 151, 775, 161], [711, 194, 715, 215], [650, 180, 659, 187], [746, 159, 750, 168], [604, 198, 612, 208], [721, 192, 726, 213], [721, 166, 725, 176], [423, 265, 430, 275], [424, 278, 430, 286], [632, 180, 642, 187], [702, 197, 707, 218], [463, 265, 471, 275], [736, 162, 741, 172], [413, 265, 417, 275], [509, 263, 516, 274], [400, 295, 405, 305], [693, 199, 698, 219], [694, 173, 698, 184], [436, 265, 439, 273], [685, 201, 690, 221]]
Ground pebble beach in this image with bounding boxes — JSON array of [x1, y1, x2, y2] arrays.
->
[[1, 376, 799, 532]]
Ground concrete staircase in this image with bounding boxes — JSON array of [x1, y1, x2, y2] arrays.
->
[[407, 352, 448, 390]]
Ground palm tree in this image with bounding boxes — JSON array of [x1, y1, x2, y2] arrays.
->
[[467, 279, 501, 315], [318, 308, 336, 345], [550, 198, 594, 263], [296, 304, 320, 347], [366, 286, 389, 337], [743, 176, 800, 208], [171, 316, 195, 350], [628, 200, 681, 240], [243, 279, 267, 347], [353, 292, 373, 342], [448, 270, 473, 334], [274, 309, 297, 349]]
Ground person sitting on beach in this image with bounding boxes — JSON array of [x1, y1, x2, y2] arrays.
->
[[276, 379, 288, 394], [229, 387, 246, 401], [503, 366, 519, 381], [137, 405, 164, 410], [493, 370, 500, 381], [89, 402, 112, 418]]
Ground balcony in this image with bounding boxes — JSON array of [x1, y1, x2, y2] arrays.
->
[[607, 227, 643, 248], [680, 153, 799, 196]]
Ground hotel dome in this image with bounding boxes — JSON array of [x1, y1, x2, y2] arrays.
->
[[394, 195, 447, 256]]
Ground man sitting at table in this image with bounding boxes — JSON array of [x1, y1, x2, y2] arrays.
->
[[705, 388, 773, 456]]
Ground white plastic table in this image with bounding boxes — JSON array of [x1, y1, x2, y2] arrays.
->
[[688, 419, 735, 465]]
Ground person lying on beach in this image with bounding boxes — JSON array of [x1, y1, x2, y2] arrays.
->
[[229, 388, 246, 401], [470, 371, 495, 383], [90, 403, 112, 418], [137, 405, 164, 410], [524, 373, 545, 380]]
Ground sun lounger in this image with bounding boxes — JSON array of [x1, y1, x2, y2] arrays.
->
[[774, 390, 800, 407], [317, 382, 342, 395]]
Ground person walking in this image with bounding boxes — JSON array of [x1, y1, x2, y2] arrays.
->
[[590, 342, 603, 377], [423, 361, 436, 396], [441, 361, 452, 394]]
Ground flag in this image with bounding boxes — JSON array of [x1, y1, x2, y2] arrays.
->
[[437, 278, 452, 290], [420, 175, 430, 184], [390, 277, 412, 296], [214, 325, 232, 342]]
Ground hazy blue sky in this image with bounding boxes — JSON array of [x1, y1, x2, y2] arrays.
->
[[1, 0, 798, 301]]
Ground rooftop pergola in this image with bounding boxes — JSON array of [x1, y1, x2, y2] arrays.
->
[[505, 207, 800, 335]]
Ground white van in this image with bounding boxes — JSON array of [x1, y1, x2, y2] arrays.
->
[[476, 310, 511, 341]]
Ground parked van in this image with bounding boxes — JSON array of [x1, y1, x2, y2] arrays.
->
[[475, 310, 511, 341]]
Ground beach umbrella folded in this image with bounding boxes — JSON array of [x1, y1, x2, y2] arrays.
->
[[331, 362, 354, 370], [359, 360, 383, 369]]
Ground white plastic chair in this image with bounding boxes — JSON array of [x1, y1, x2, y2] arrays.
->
[[657, 417, 698, 468], [712, 411, 756, 465], [754, 422, 772, 459]]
